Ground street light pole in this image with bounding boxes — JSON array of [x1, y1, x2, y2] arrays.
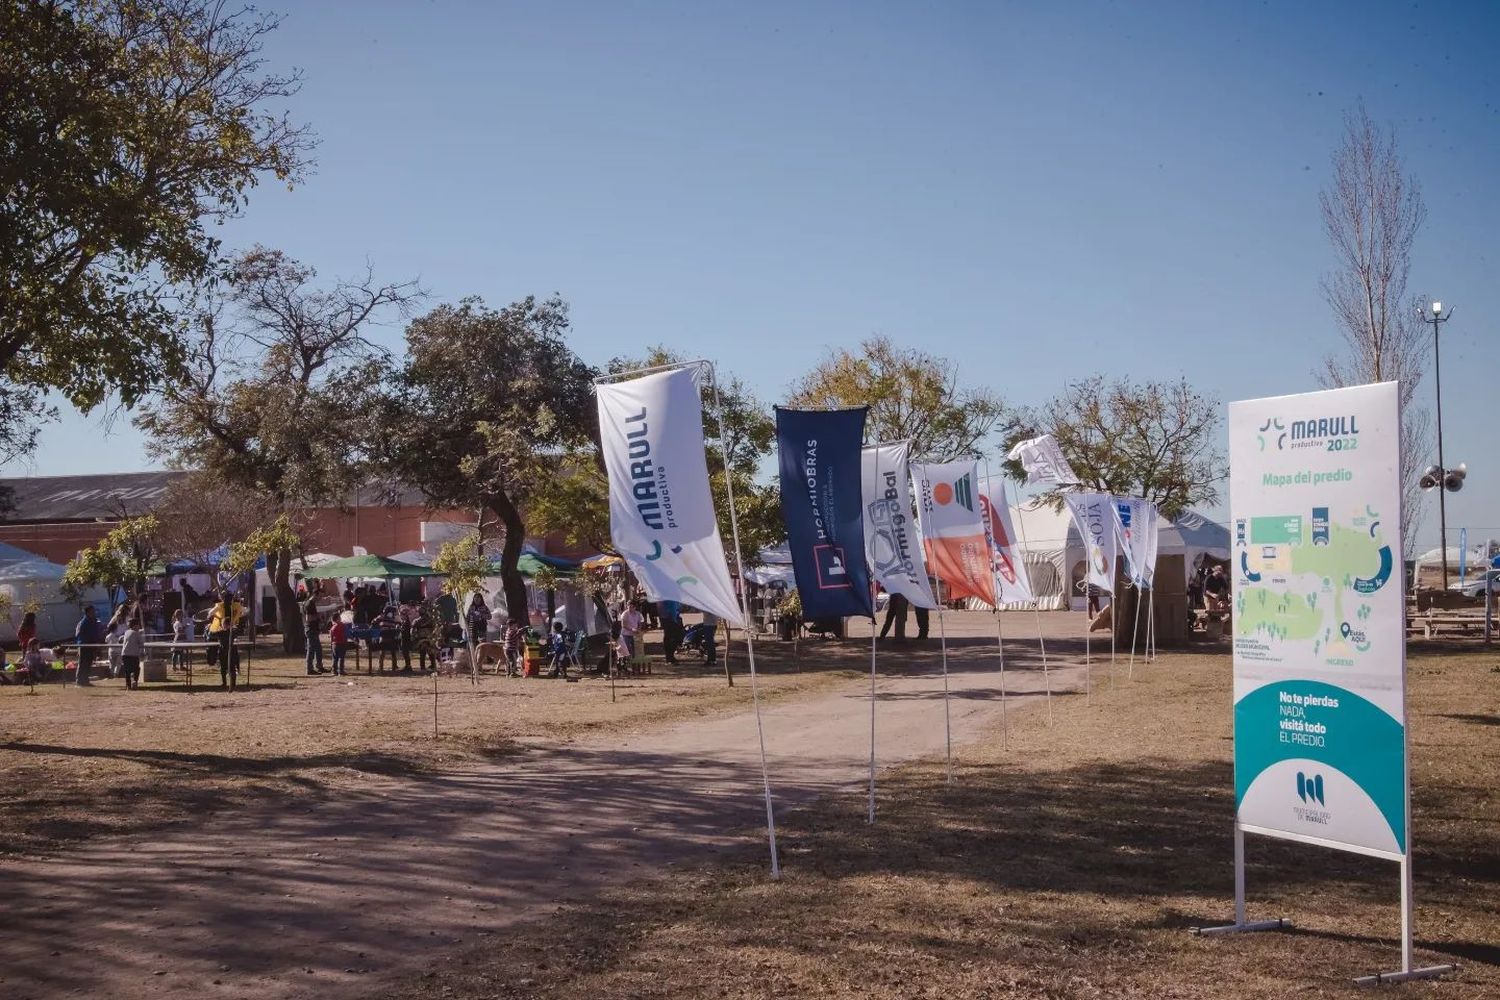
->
[[1427, 301, 1453, 589]]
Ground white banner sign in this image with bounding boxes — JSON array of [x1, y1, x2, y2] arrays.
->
[[862, 441, 938, 609], [1063, 492, 1114, 596], [980, 476, 1034, 604], [596, 367, 744, 626], [1111, 495, 1154, 588], [1229, 381, 1405, 858], [911, 460, 996, 605], [1006, 433, 1079, 488]]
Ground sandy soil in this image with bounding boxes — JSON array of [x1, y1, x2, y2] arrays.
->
[[0, 609, 1085, 998]]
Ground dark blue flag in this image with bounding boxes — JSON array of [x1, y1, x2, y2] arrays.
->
[[775, 407, 874, 620]]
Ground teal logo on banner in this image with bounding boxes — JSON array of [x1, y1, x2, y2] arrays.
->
[[776, 407, 873, 620]]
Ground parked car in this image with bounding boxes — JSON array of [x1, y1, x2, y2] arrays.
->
[[1449, 569, 1500, 599]]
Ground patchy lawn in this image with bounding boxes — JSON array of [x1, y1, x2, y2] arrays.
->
[[383, 648, 1500, 999], [0, 634, 859, 857]]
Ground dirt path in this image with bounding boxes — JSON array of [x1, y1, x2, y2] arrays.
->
[[2, 614, 1107, 999]]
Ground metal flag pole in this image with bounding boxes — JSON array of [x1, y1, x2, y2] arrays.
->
[[710, 364, 781, 879], [1146, 585, 1157, 662], [868, 616, 878, 823], [980, 457, 1009, 746], [1128, 579, 1144, 680], [1010, 493, 1053, 725], [1109, 518, 1117, 687], [938, 602, 953, 783]]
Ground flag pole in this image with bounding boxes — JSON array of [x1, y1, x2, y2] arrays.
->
[[1010, 494, 1053, 726], [981, 457, 1009, 746], [1108, 514, 1117, 689], [1129, 579, 1144, 679], [938, 601, 953, 783], [868, 617, 878, 823], [1147, 585, 1156, 661], [708, 362, 781, 879]]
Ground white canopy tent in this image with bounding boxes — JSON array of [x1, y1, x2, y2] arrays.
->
[[0, 542, 109, 644], [1004, 502, 1231, 611], [1412, 542, 1497, 591]]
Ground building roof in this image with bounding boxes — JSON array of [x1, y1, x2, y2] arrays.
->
[[0, 471, 188, 523], [0, 471, 434, 524]]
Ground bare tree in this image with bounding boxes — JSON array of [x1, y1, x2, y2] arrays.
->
[[1015, 375, 1225, 520], [1316, 102, 1430, 557]]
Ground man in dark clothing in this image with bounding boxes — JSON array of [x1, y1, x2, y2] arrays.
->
[[74, 606, 105, 686], [303, 593, 326, 674], [660, 602, 684, 664], [879, 592, 909, 641], [913, 604, 930, 640]]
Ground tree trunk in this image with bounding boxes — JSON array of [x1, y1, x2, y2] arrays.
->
[[269, 547, 304, 653], [491, 491, 531, 629]]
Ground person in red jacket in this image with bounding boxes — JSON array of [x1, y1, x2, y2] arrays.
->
[[329, 617, 349, 676]]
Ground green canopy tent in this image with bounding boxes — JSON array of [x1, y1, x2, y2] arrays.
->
[[297, 554, 444, 580]]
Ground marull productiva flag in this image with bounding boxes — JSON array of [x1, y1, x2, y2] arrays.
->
[[861, 441, 937, 609], [776, 407, 874, 619], [1111, 496, 1153, 587], [912, 460, 996, 606], [596, 366, 744, 626], [1063, 491, 1115, 596], [980, 476, 1034, 604], [1006, 433, 1079, 489]]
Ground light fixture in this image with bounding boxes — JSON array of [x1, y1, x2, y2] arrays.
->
[[1432, 300, 1443, 314]]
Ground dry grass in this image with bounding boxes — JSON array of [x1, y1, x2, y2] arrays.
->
[[0, 635, 861, 857], [383, 648, 1500, 999]]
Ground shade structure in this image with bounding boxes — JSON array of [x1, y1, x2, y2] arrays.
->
[[488, 553, 579, 578], [297, 553, 443, 580]]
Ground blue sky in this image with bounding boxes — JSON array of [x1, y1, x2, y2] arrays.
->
[[9, 1, 1498, 548]]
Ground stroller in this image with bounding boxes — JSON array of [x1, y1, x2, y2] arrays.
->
[[680, 622, 718, 662]]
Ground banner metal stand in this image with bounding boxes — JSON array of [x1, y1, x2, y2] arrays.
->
[[979, 457, 1009, 744], [1004, 486, 1052, 725], [868, 623, 878, 823]]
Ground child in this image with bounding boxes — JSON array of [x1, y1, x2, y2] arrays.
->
[[120, 617, 144, 690], [170, 610, 188, 673], [329, 616, 349, 676], [548, 622, 569, 678], [503, 619, 525, 677]]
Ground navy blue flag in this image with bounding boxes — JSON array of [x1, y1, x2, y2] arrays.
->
[[775, 407, 874, 619]]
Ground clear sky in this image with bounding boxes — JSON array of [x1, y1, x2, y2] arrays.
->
[[8, 0, 1499, 548]]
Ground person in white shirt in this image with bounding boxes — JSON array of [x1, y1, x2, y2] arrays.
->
[[620, 602, 643, 657]]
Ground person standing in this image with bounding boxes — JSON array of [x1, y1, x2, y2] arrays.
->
[[303, 592, 326, 675], [503, 618, 524, 677], [620, 602, 643, 658], [700, 610, 720, 666], [411, 605, 437, 673], [466, 594, 490, 645], [879, 592, 909, 641], [329, 616, 349, 676], [120, 616, 145, 690], [913, 604, 930, 641], [208, 590, 243, 691], [74, 605, 105, 686], [660, 601, 684, 664], [17, 611, 37, 654]]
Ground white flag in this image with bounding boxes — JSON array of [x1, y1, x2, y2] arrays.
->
[[1142, 504, 1161, 588], [861, 441, 938, 609], [1063, 491, 1115, 596], [1006, 434, 1079, 489], [980, 477, 1034, 604], [596, 367, 743, 626], [1110, 496, 1153, 588], [912, 460, 996, 606]]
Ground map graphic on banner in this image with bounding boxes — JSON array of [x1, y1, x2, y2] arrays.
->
[[912, 460, 996, 605], [596, 367, 744, 627], [1229, 381, 1406, 857], [1063, 492, 1114, 596], [862, 441, 938, 609], [979, 476, 1033, 604]]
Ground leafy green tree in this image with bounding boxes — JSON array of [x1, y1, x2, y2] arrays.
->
[[136, 248, 420, 651], [431, 534, 488, 686], [61, 514, 161, 607], [788, 335, 1013, 461], [1, 0, 314, 450], [1013, 375, 1224, 519], [378, 295, 597, 622]]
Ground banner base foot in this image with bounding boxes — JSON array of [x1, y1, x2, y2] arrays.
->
[[1190, 918, 1291, 936], [1352, 964, 1457, 987]]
